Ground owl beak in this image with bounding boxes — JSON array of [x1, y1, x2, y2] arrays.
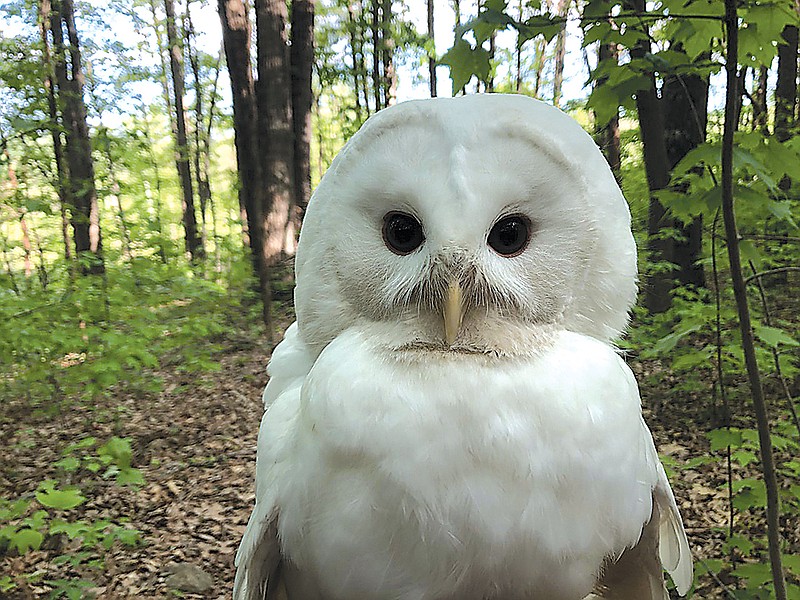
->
[[443, 280, 464, 346]]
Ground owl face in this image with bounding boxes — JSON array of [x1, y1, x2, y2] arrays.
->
[[295, 95, 637, 356]]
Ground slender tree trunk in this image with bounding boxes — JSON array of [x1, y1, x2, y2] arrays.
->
[[428, 0, 436, 97], [149, 0, 178, 140], [722, 3, 787, 597], [18, 215, 32, 278], [141, 108, 169, 263], [627, 0, 672, 313], [552, 0, 569, 106], [595, 42, 621, 178], [50, 0, 103, 274], [218, 0, 264, 261], [165, 0, 203, 260], [185, 0, 208, 248], [381, 0, 396, 105], [202, 49, 222, 252], [38, 1, 72, 263], [753, 65, 769, 133], [487, 32, 496, 92], [775, 24, 798, 143], [315, 94, 326, 181], [100, 133, 133, 262], [354, 0, 371, 116], [514, 0, 523, 92], [346, 2, 365, 119], [452, 0, 466, 95], [663, 48, 708, 288], [290, 0, 315, 228], [371, 0, 382, 110], [531, 0, 548, 101]]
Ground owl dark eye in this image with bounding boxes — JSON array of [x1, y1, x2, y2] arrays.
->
[[488, 215, 531, 257], [383, 212, 424, 255]]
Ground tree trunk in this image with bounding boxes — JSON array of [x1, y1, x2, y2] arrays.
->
[[775, 24, 798, 143], [722, 3, 788, 597], [663, 49, 708, 288], [752, 65, 769, 133], [185, 0, 208, 248], [627, 0, 672, 313], [38, 0, 72, 263], [164, 0, 203, 261], [346, 2, 365, 119], [531, 0, 548, 101], [50, 0, 103, 274], [218, 0, 265, 264], [149, 0, 178, 140], [428, 0, 436, 97], [256, 0, 295, 264], [371, 0, 382, 110], [381, 0, 396, 105], [514, 0, 523, 92], [100, 133, 133, 262], [452, 0, 466, 95], [552, 0, 569, 107], [487, 31, 496, 92], [595, 42, 620, 177], [290, 0, 315, 226]]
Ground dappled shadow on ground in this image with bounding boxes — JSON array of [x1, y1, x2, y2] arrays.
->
[[1, 325, 796, 598]]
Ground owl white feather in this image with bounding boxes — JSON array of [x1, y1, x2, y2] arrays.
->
[[234, 94, 692, 600]]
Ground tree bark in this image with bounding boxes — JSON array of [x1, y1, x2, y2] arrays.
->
[[428, 0, 436, 97], [290, 0, 315, 222], [50, 0, 103, 274], [164, 0, 203, 260], [552, 0, 569, 106], [218, 0, 264, 261], [346, 2, 365, 119], [149, 0, 177, 134], [38, 0, 72, 263], [381, 0, 396, 105], [532, 0, 548, 100], [185, 0, 209, 247], [721, 2, 787, 597], [775, 24, 798, 143], [514, 0, 523, 92], [371, 0, 382, 110], [627, 0, 672, 313], [752, 65, 769, 133], [595, 41, 620, 177], [256, 0, 296, 267], [663, 49, 708, 288]]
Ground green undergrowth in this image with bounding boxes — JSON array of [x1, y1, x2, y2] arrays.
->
[[0, 253, 266, 597]]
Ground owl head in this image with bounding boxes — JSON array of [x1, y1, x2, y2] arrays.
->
[[293, 94, 637, 357]]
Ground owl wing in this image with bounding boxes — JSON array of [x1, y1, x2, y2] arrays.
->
[[591, 413, 693, 600], [233, 323, 315, 600]]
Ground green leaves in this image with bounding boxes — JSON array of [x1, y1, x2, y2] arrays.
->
[[754, 325, 799, 348], [739, 1, 800, 65], [7, 528, 44, 553], [35, 487, 86, 511], [439, 39, 491, 94]]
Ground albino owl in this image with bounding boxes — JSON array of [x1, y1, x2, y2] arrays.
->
[[234, 94, 692, 600]]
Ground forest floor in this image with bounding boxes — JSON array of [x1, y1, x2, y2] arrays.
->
[[1, 313, 795, 599]]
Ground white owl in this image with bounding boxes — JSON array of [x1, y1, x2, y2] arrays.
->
[[234, 94, 693, 600]]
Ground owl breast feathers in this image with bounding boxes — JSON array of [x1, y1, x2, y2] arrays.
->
[[234, 94, 692, 600]]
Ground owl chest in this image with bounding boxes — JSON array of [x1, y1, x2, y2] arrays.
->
[[276, 349, 650, 599]]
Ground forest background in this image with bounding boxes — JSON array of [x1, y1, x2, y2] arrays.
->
[[1, 0, 799, 598]]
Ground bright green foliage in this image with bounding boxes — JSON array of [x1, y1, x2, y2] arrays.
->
[[439, 39, 492, 94]]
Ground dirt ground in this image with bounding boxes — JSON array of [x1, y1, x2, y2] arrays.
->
[[1, 322, 795, 599]]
